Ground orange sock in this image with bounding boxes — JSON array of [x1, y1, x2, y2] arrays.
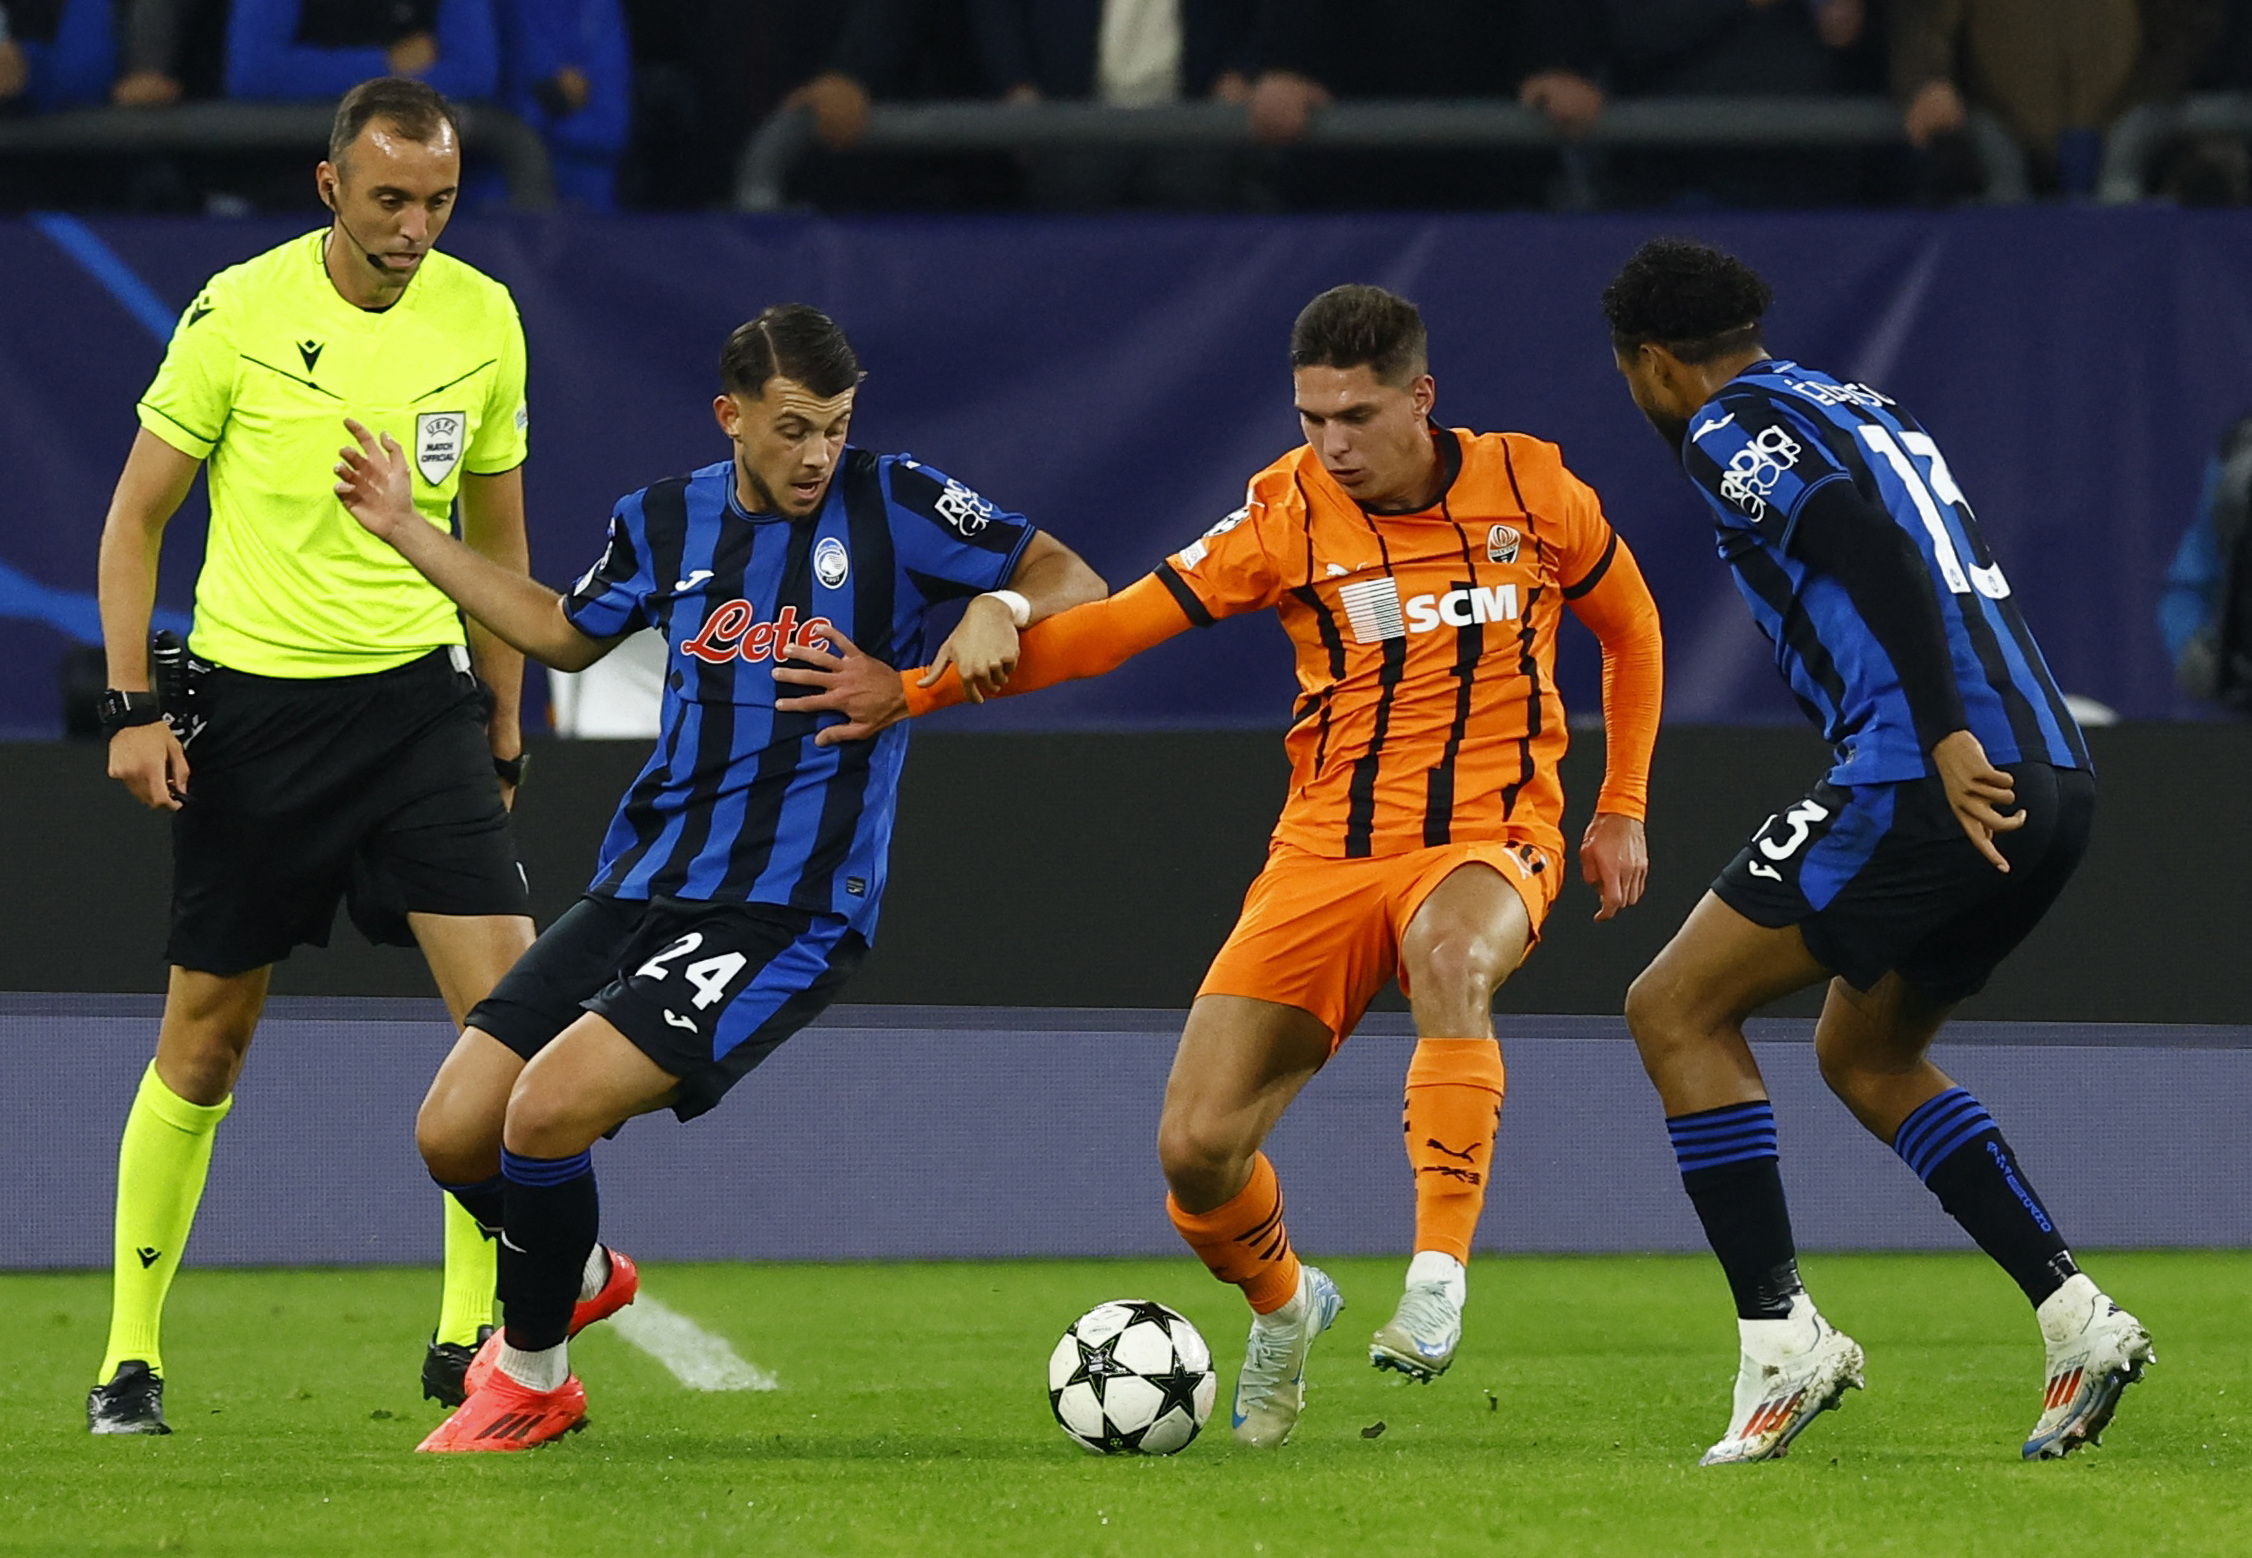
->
[[1167, 1152, 1303, 1314], [1403, 1037, 1507, 1264]]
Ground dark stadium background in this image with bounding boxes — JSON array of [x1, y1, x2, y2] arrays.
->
[[6, 208, 2249, 740], [4, 209, 2248, 1020]]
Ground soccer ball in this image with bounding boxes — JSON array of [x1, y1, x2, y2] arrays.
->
[[1046, 1299, 1217, 1455]]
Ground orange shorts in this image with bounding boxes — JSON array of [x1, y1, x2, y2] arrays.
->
[[1197, 836, 1562, 1046]]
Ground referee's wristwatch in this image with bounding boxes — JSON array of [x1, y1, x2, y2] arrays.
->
[[98, 689, 165, 739], [493, 752, 530, 787]]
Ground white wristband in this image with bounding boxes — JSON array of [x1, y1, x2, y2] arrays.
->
[[982, 589, 1032, 629]]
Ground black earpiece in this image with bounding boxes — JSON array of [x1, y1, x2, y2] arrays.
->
[[322, 186, 389, 274]]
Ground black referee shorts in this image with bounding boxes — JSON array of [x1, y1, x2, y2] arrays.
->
[[1713, 761, 2095, 1005], [166, 648, 529, 976]]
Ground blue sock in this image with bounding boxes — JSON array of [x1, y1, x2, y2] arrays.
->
[[1668, 1101, 1802, 1321], [499, 1149, 599, 1352], [1893, 1088, 2077, 1306]]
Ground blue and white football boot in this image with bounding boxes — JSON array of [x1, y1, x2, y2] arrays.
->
[[1231, 1264, 1343, 1448], [2023, 1274, 2154, 1460], [1700, 1295, 1864, 1465], [1369, 1251, 1464, 1381]]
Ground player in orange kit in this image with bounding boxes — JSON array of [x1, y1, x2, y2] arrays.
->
[[776, 285, 1664, 1446]]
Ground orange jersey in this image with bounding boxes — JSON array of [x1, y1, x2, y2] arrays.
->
[[896, 426, 1663, 866], [1154, 427, 1655, 862]]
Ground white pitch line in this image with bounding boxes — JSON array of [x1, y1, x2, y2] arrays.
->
[[608, 1293, 780, 1392]]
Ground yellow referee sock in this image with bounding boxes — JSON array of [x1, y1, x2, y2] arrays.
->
[[433, 1192, 498, 1347], [99, 1062, 232, 1382]]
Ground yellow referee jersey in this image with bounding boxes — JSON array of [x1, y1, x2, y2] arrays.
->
[[137, 229, 529, 677]]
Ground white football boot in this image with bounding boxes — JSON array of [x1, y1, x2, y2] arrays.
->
[[1369, 1250, 1464, 1381], [1230, 1264, 1343, 1448], [2021, 1274, 2155, 1460], [1699, 1294, 1865, 1465]]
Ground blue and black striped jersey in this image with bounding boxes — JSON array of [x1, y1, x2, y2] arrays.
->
[[1680, 359, 2087, 786], [561, 448, 1034, 934]]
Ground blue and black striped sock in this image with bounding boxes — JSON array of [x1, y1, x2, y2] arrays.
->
[[1894, 1088, 2077, 1306], [1668, 1100, 1803, 1321], [499, 1148, 600, 1353]]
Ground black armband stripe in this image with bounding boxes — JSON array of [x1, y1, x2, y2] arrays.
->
[[1154, 561, 1216, 628], [137, 402, 220, 447], [1561, 529, 1619, 600]]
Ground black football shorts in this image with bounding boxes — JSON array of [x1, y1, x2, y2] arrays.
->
[[166, 648, 528, 975], [1713, 760, 2095, 1004], [466, 893, 867, 1121]]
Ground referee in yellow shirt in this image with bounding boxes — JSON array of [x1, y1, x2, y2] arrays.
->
[[90, 78, 536, 1433]]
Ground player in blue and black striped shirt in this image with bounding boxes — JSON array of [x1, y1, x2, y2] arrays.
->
[[333, 304, 1104, 1453], [1600, 239, 2152, 1467]]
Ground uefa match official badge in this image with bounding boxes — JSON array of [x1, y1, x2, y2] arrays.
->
[[815, 536, 851, 588], [415, 411, 466, 485], [1487, 523, 1521, 564]]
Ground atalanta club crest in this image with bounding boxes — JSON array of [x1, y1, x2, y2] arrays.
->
[[814, 536, 850, 589], [1487, 523, 1521, 565]]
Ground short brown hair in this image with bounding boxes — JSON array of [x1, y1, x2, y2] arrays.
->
[[720, 305, 865, 399], [329, 77, 461, 165], [1290, 285, 1429, 386]]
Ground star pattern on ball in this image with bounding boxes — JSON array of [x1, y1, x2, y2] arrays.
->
[[1051, 1300, 1215, 1457], [1144, 1358, 1207, 1422], [1113, 1300, 1184, 1337], [1065, 1332, 1127, 1405]]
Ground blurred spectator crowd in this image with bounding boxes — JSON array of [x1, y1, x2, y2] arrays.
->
[[2, 0, 2250, 212]]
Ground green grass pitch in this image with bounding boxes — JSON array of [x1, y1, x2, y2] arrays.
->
[[2, 1252, 2246, 1556]]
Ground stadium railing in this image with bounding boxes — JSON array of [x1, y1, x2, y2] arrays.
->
[[0, 101, 556, 209], [2100, 93, 2252, 202], [736, 96, 1937, 212]]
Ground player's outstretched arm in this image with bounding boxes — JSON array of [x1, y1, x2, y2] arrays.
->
[[333, 419, 609, 671], [458, 468, 530, 789], [1565, 534, 1664, 920], [774, 572, 1195, 744], [925, 530, 1108, 702], [96, 430, 203, 811]]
